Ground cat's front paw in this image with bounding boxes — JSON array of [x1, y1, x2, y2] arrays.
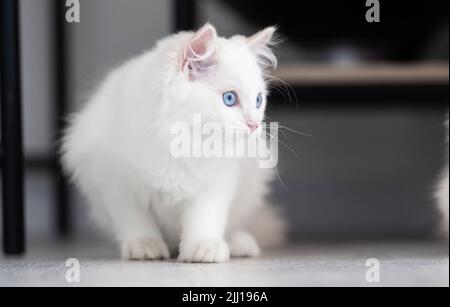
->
[[178, 239, 230, 263], [229, 231, 261, 257], [121, 237, 170, 260]]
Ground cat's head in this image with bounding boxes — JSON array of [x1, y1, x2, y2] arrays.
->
[[172, 23, 278, 136]]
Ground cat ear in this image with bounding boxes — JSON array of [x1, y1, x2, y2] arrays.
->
[[248, 27, 276, 49], [181, 23, 218, 78], [247, 27, 278, 72]]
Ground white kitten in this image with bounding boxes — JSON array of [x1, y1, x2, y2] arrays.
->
[[61, 24, 286, 262]]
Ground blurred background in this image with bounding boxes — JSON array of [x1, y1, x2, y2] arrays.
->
[[1, 0, 449, 246]]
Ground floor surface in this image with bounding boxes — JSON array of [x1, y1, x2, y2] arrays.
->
[[1, 240, 448, 287]]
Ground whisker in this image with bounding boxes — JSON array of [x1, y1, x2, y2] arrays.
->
[[266, 77, 291, 105], [278, 125, 312, 137], [278, 128, 295, 147], [262, 119, 296, 147], [262, 130, 299, 158], [270, 82, 293, 106], [266, 75, 299, 109], [274, 166, 288, 191]]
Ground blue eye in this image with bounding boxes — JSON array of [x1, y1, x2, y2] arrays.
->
[[223, 91, 237, 107], [256, 93, 263, 109]]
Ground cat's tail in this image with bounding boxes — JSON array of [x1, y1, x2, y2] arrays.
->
[[248, 203, 288, 249]]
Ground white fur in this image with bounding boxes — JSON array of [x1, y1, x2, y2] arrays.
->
[[61, 24, 286, 263], [437, 169, 449, 234], [436, 118, 449, 235]]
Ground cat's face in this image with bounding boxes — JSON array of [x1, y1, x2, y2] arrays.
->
[[176, 24, 277, 137]]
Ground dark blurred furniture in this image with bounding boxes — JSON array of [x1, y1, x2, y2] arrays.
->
[[53, 0, 70, 238], [174, 0, 449, 106], [174, 0, 197, 32], [1, 0, 71, 255], [177, 0, 449, 62], [221, 0, 449, 62], [25, 1, 71, 237], [274, 63, 449, 104], [1, 0, 25, 255]]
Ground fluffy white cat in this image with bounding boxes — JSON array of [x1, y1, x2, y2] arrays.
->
[[61, 24, 286, 262]]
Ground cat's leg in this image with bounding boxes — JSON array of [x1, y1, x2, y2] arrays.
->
[[85, 176, 170, 260], [228, 231, 261, 257], [178, 166, 239, 263], [177, 194, 231, 263], [117, 208, 170, 261]]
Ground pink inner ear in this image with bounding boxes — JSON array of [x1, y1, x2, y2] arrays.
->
[[182, 25, 217, 75], [190, 29, 214, 57]]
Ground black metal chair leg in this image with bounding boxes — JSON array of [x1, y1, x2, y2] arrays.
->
[[54, 0, 70, 237], [1, 0, 25, 255]]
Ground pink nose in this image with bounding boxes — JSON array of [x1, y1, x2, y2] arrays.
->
[[246, 120, 259, 133]]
